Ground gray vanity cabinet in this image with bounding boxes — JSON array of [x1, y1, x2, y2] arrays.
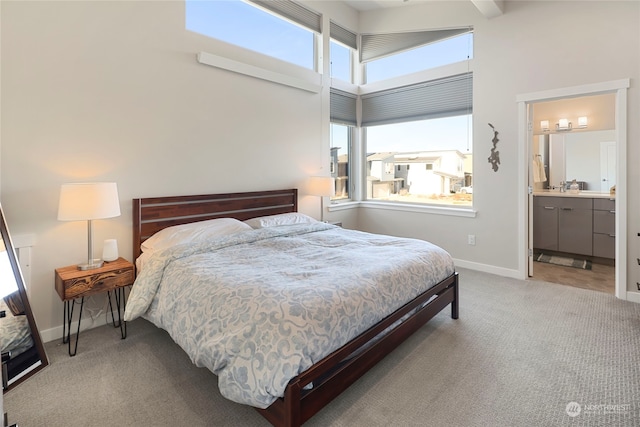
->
[[593, 198, 615, 258], [558, 198, 593, 256], [533, 196, 593, 256], [533, 197, 560, 251]]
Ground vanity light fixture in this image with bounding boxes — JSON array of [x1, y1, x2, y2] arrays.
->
[[578, 116, 588, 128], [540, 120, 550, 132], [556, 118, 572, 131]]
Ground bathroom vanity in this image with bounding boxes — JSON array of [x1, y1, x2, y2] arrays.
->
[[533, 191, 615, 259]]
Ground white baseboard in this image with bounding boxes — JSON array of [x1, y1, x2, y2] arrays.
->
[[40, 314, 111, 344], [625, 291, 640, 303], [453, 258, 522, 279]]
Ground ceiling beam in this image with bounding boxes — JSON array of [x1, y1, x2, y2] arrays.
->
[[470, 0, 504, 19]]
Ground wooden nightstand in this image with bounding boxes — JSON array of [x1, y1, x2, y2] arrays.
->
[[55, 257, 134, 356]]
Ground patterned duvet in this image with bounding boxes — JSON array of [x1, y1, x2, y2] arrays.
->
[[124, 222, 454, 408], [0, 300, 33, 357]]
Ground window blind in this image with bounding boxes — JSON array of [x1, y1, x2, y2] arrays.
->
[[360, 28, 471, 63], [249, 0, 322, 34], [330, 88, 357, 126], [330, 21, 357, 50], [361, 72, 472, 127]]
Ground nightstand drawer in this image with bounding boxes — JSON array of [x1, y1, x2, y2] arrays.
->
[[55, 258, 134, 301]]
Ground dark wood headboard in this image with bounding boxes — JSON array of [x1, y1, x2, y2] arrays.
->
[[132, 188, 298, 261]]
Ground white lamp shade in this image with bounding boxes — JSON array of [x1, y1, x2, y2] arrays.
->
[[58, 182, 121, 221], [308, 176, 335, 197]]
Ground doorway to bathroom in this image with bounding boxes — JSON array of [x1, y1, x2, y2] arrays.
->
[[517, 79, 629, 299]]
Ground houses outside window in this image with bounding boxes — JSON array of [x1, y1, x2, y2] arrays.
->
[[366, 115, 473, 205], [330, 123, 351, 201]]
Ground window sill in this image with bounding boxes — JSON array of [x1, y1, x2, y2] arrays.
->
[[328, 201, 477, 218], [197, 51, 322, 94]]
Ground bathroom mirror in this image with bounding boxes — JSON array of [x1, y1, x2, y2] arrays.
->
[[533, 92, 616, 192], [543, 130, 616, 192], [1, 203, 48, 393]]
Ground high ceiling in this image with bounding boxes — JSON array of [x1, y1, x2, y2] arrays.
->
[[343, 0, 505, 18]]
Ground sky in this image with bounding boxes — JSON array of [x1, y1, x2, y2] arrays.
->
[[186, 1, 314, 68], [367, 115, 473, 154]]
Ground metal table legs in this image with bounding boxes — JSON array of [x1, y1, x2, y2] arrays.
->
[[62, 298, 84, 357], [107, 287, 127, 339], [62, 287, 128, 357]]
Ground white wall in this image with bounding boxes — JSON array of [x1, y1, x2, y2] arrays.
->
[[355, 1, 639, 278], [0, 1, 638, 337]]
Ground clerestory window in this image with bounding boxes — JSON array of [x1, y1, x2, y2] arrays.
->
[[362, 29, 473, 83], [185, 0, 320, 70], [330, 21, 357, 83]]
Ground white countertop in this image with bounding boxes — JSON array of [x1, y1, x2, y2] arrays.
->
[[533, 190, 615, 199]]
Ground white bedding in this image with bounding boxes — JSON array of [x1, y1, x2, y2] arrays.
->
[[0, 299, 33, 357], [124, 222, 455, 408]]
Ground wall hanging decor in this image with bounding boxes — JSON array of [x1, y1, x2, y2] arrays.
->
[[487, 123, 500, 172]]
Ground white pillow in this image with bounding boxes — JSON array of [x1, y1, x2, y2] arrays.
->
[[140, 217, 252, 253], [244, 212, 318, 229]]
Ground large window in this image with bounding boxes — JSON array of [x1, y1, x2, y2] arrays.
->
[[330, 87, 357, 201], [361, 26, 474, 207], [366, 115, 473, 206], [185, 0, 318, 69], [330, 124, 351, 200]]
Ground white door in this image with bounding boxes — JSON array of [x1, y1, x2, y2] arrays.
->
[[600, 141, 616, 192], [527, 107, 534, 276]]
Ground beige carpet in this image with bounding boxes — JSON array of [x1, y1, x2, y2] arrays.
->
[[5, 268, 640, 426]]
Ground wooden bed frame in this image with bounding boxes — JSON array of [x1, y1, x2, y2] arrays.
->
[[133, 188, 459, 427]]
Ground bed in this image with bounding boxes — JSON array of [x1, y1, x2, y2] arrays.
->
[[124, 188, 458, 426], [1, 296, 42, 385], [0, 298, 34, 358]]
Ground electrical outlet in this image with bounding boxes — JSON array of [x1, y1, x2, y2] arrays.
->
[[468, 234, 476, 245]]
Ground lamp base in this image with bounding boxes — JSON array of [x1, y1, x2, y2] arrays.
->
[[77, 259, 104, 271]]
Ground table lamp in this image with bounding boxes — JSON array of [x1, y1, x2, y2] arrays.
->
[[308, 176, 335, 222], [58, 182, 121, 270]]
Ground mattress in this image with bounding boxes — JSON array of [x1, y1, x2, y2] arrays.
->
[[124, 222, 454, 408]]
